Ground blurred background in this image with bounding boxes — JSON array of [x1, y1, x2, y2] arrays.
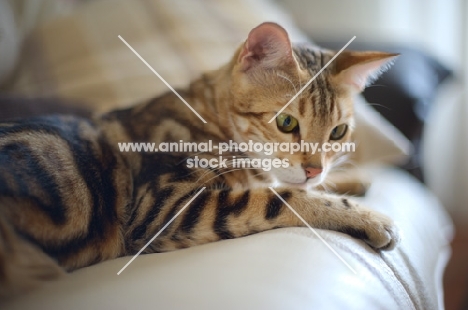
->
[[0, 0, 467, 308], [274, 1, 468, 309]]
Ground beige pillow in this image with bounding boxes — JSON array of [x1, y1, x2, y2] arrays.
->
[[8, 0, 411, 165]]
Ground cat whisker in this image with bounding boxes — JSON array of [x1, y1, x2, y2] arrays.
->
[[297, 70, 303, 95], [176, 149, 249, 166], [320, 180, 336, 193], [364, 84, 389, 89], [331, 153, 350, 167], [250, 170, 269, 179], [365, 102, 392, 111], [197, 167, 262, 186], [328, 155, 352, 172], [193, 158, 252, 183], [276, 72, 298, 94], [179, 154, 255, 181], [176, 151, 209, 165]]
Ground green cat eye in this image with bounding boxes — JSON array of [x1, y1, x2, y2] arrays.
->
[[330, 124, 348, 140], [276, 113, 298, 133]]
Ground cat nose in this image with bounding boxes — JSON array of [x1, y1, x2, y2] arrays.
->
[[305, 167, 322, 178]]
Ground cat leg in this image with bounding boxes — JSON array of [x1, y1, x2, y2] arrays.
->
[[131, 186, 398, 253]]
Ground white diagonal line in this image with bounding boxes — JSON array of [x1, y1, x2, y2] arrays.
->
[[268, 187, 357, 274], [117, 187, 207, 275], [268, 36, 356, 123], [118, 35, 207, 124]]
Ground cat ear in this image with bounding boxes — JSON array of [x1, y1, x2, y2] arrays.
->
[[238, 22, 294, 71], [333, 51, 399, 92]]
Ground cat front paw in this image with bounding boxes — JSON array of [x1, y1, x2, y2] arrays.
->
[[360, 210, 400, 251]]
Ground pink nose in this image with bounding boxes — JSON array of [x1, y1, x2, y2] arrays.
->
[[305, 167, 322, 178]]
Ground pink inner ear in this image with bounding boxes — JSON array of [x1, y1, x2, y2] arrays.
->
[[340, 57, 396, 91], [239, 22, 292, 71]]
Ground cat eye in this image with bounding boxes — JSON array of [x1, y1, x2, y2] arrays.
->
[[329, 124, 348, 140], [276, 113, 298, 133]]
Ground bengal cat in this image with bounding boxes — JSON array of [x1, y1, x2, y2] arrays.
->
[[0, 22, 399, 296]]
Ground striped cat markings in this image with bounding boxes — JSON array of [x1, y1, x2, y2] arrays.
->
[[0, 22, 398, 296]]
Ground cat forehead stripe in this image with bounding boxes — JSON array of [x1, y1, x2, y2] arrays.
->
[[267, 36, 356, 123], [118, 35, 208, 124]]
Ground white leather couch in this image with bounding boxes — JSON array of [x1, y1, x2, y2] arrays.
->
[[2, 168, 453, 310]]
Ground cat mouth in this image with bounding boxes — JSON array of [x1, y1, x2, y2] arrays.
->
[[271, 167, 326, 188]]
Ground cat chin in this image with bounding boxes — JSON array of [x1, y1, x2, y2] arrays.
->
[[271, 178, 324, 191], [284, 182, 310, 191]]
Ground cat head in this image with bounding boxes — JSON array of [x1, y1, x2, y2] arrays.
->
[[226, 22, 397, 188]]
